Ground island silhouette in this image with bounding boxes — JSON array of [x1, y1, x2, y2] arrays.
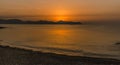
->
[[0, 19, 82, 24]]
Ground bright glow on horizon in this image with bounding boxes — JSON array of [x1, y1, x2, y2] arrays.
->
[[54, 16, 68, 21]]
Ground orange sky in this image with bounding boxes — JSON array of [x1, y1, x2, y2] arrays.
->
[[0, 0, 120, 21]]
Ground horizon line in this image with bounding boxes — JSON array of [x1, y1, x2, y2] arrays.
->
[[0, 14, 120, 18]]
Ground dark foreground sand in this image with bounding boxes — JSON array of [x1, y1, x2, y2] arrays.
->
[[0, 27, 6, 29], [0, 45, 120, 65]]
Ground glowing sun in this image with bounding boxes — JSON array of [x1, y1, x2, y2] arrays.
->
[[53, 10, 70, 21]]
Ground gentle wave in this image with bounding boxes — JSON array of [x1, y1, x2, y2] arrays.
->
[[1, 40, 120, 60], [19, 45, 120, 59]]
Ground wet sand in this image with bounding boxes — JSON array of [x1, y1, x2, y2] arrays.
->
[[0, 45, 120, 65]]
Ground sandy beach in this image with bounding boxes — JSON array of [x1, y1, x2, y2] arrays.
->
[[0, 45, 119, 65]]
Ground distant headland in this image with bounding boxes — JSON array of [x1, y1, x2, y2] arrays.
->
[[0, 19, 82, 25]]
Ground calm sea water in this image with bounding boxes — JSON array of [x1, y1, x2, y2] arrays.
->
[[0, 24, 120, 59]]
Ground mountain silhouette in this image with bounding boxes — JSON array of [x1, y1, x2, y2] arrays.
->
[[0, 19, 82, 24]]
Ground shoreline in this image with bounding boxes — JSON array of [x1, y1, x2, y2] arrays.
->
[[0, 45, 120, 65]]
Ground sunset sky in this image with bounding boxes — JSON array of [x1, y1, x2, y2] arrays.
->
[[0, 0, 120, 21]]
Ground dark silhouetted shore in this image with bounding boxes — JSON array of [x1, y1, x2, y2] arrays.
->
[[0, 45, 120, 65], [0, 19, 82, 25]]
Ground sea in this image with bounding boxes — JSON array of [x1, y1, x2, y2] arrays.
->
[[0, 24, 120, 60]]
